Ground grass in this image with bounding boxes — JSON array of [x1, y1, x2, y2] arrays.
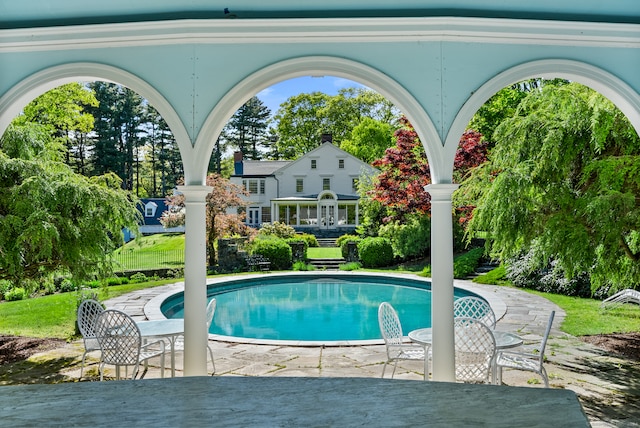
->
[[307, 247, 342, 258], [0, 279, 178, 339], [112, 234, 185, 270], [526, 289, 640, 336], [474, 267, 640, 336]]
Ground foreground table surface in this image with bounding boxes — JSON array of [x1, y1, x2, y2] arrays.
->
[[0, 377, 589, 427]]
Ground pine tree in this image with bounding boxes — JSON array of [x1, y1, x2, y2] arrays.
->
[[223, 96, 271, 159]]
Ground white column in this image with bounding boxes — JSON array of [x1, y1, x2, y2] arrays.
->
[[425, 183, 459, 382], [177, 185, 212, 377]]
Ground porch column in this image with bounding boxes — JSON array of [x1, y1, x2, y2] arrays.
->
[[425, 183, 459, 382], [177, 185, 212, 377]]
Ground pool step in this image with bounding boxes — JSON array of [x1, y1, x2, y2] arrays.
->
[[308, 258, 345, 270]]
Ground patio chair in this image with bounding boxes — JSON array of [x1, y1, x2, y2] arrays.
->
[[95, 309, 165, 381], [378, 302, 429, 380], [600, 289, 640, 309], [454, 317, 496, 384], [454, 296, 496, 329], [174, 298, 217, 374], [76, 299, 105, 379], [496, 311, 555, 387]]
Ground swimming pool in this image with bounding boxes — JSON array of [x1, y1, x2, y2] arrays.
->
[[160, 273, 478, 345]]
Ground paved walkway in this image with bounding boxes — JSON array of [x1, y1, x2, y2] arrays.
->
[[58, 276, 640, 427]]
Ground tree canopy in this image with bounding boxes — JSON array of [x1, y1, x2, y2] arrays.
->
[[162, 173, 250, 266], [273, 88, 399, 159], [0, 123, 140, 285], [462, 82, 640, 293]]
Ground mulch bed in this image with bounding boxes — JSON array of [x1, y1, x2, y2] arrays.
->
[[581, 332, 640, 362], [0, 335, 68, 365]]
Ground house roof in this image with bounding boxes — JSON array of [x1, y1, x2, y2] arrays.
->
[[275, 142, 378, 177], [238, 160, 291, 177]]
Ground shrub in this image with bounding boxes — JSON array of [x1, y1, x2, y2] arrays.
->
[[473, 265, 507, 285], [453, 247, 485, 279], [0, 280, 12, 300], [251, 236, 292, 270], [297, 233, 319, 248], [293, 261, 316, 271], [130, 272, 148, 283], [59, 279, 77, 293], [336, 234, 360, 248], [258, 221, 297, 239], [505, 251, 595, 298], [357, 237, 394, 268], [338, 235, 361, 259], [339, 262, 362, 271], [5, 287, 27, 301], [378, 216, 430, 260]]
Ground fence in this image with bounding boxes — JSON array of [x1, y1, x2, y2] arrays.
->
[[112, 250, 185, 271]]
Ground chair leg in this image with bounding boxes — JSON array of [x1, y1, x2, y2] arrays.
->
[[79, 350, 88, 379], [391, 360, 398, 379], [381, 361, 388, 378], [207, 345, 215, 375], [540, 367, 549, 388]]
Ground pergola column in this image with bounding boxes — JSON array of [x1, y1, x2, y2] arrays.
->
[[425, 183, 459, 382], [177, 185, 212, 377]]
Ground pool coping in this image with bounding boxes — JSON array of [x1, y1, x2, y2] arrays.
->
[[144, 271, 507, 347]]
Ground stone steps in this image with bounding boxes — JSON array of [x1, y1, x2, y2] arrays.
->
[[308, 258, 345, 270], [316, 238, 337, 248]]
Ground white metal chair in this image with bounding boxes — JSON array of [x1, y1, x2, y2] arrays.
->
[[454, 317, 496, 384], [600, 289, 640, 309], [174, 298, 217, 374], [454, 296, 496, 329], [496, 311, 555, 387], [378, 302, 429, 379], [95, 309, 165, 380], [76, 299, 105, 379]]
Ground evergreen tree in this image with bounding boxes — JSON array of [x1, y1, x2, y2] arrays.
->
[[223, 96, 271, 159]]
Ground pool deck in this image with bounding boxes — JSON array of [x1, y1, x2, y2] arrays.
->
[[11, 273, 640, 427]]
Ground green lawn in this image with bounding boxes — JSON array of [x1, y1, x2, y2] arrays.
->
[[0, 280, 178, 339], [112, 234, 185, 270], [307, 247, 342, 258]]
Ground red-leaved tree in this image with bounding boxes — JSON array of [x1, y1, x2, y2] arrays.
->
[[161, 173, 250, 266], [369, 117, 487, 224]]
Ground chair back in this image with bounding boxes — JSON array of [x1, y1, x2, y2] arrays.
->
[[454, 296, 496, 329], [378, 302, 404, 348], [454, 317, 496, 383], [206, 298, 217, 329], [536, 310, 555, 364], [95, 309, 142, 366], [77, 299, 105, 349]]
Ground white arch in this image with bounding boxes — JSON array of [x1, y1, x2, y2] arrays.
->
[[443, 59, 640, 177], [193, 56, 443, 183], [0, 62, 192, 173]]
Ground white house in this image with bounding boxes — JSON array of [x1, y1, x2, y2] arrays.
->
[[230, 142, 378, 236]]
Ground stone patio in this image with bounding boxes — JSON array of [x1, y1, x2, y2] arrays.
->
[[27, 277, 640, 427]]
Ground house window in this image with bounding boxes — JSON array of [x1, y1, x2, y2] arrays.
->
[[248, 180, 258, 194], [296, 178, 304, 193], [352, 178, 359, 192], [246, 179, 265, 195], [311, 159, 317, 169], [323, 178, 331, 190], [339, 159, 344, 169], [145, 207, 154, 217], [261, 207, 271, 224]]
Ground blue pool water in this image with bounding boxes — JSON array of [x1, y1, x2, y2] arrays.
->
[[161, 274, 475, 343]]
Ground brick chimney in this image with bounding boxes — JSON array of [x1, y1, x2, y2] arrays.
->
[[234, 151, 243, 175]]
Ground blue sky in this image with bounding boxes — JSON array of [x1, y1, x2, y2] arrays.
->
[[256, 76, 366, 117]]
